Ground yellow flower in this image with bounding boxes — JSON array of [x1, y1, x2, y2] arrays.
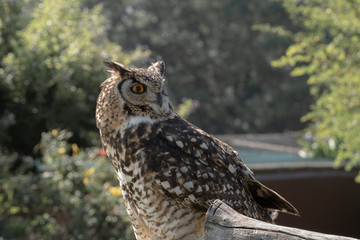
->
[[83, 177, 89, 185], [109, 186, 122, 197], [84, 167, 95, 178], [51, 129, 58, 137], [83, 167, 95, 185], [72, 143, 79, 155], [57, 147, 66, 154]]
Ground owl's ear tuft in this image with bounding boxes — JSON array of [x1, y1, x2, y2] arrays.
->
[[149, 61, 165, 77], [104, 60, 130, 76]]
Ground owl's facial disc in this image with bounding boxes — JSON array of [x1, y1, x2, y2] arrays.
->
[[100, 60, 173, 124]]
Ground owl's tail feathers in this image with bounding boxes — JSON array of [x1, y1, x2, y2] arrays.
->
[[247, 179, 300, 217]]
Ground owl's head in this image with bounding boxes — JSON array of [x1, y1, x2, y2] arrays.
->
[[96, 60, 173, 134]]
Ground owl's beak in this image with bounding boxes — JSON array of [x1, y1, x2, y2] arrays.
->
[[156, 93, 163, 106]]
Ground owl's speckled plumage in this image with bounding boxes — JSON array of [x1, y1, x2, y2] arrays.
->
[[96, 60, 299, 240]]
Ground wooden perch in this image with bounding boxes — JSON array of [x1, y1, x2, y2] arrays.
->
[[201, 199, 358, 240]]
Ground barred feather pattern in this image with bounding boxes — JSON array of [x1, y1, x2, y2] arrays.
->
[[96, 60, 299, 240]]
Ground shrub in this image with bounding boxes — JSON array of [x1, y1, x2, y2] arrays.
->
[[0, 0, 149, 155], [270, 0, 360, 182], [0, 130, 135, 240]]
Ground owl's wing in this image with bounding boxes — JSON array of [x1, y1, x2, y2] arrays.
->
[[145, 115, 298, 220]]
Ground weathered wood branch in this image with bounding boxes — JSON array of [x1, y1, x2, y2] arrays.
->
[[201, 199, 358, 240]]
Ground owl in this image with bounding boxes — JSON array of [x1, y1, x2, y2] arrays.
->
[[96, 60, 299, 240]]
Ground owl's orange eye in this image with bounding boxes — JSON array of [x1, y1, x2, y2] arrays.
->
[[131, 84, 146, 94]]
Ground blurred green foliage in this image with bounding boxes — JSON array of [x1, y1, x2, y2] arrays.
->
[[0, 129, 135, 239], [0, 0, 149, 155], [176, 99, 197, 120], [86, 0, 312, 134], [0, 0, 314, 156], [270, 0, 360, 181], [2, 0, 359, 238]]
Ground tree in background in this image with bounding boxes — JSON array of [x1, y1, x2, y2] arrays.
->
[[0, 0, 146, 238], [0, 0, 148, 155], [270, 0, 360, 181], [0, 0, 29, 62], [0, 0, 32, 148], [86, 0, 312, 134]]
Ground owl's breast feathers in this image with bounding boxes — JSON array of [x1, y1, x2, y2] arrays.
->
[[116, 114, 299, 222]]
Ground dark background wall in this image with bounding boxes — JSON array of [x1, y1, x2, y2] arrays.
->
[[258, 169, 360, 238]]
